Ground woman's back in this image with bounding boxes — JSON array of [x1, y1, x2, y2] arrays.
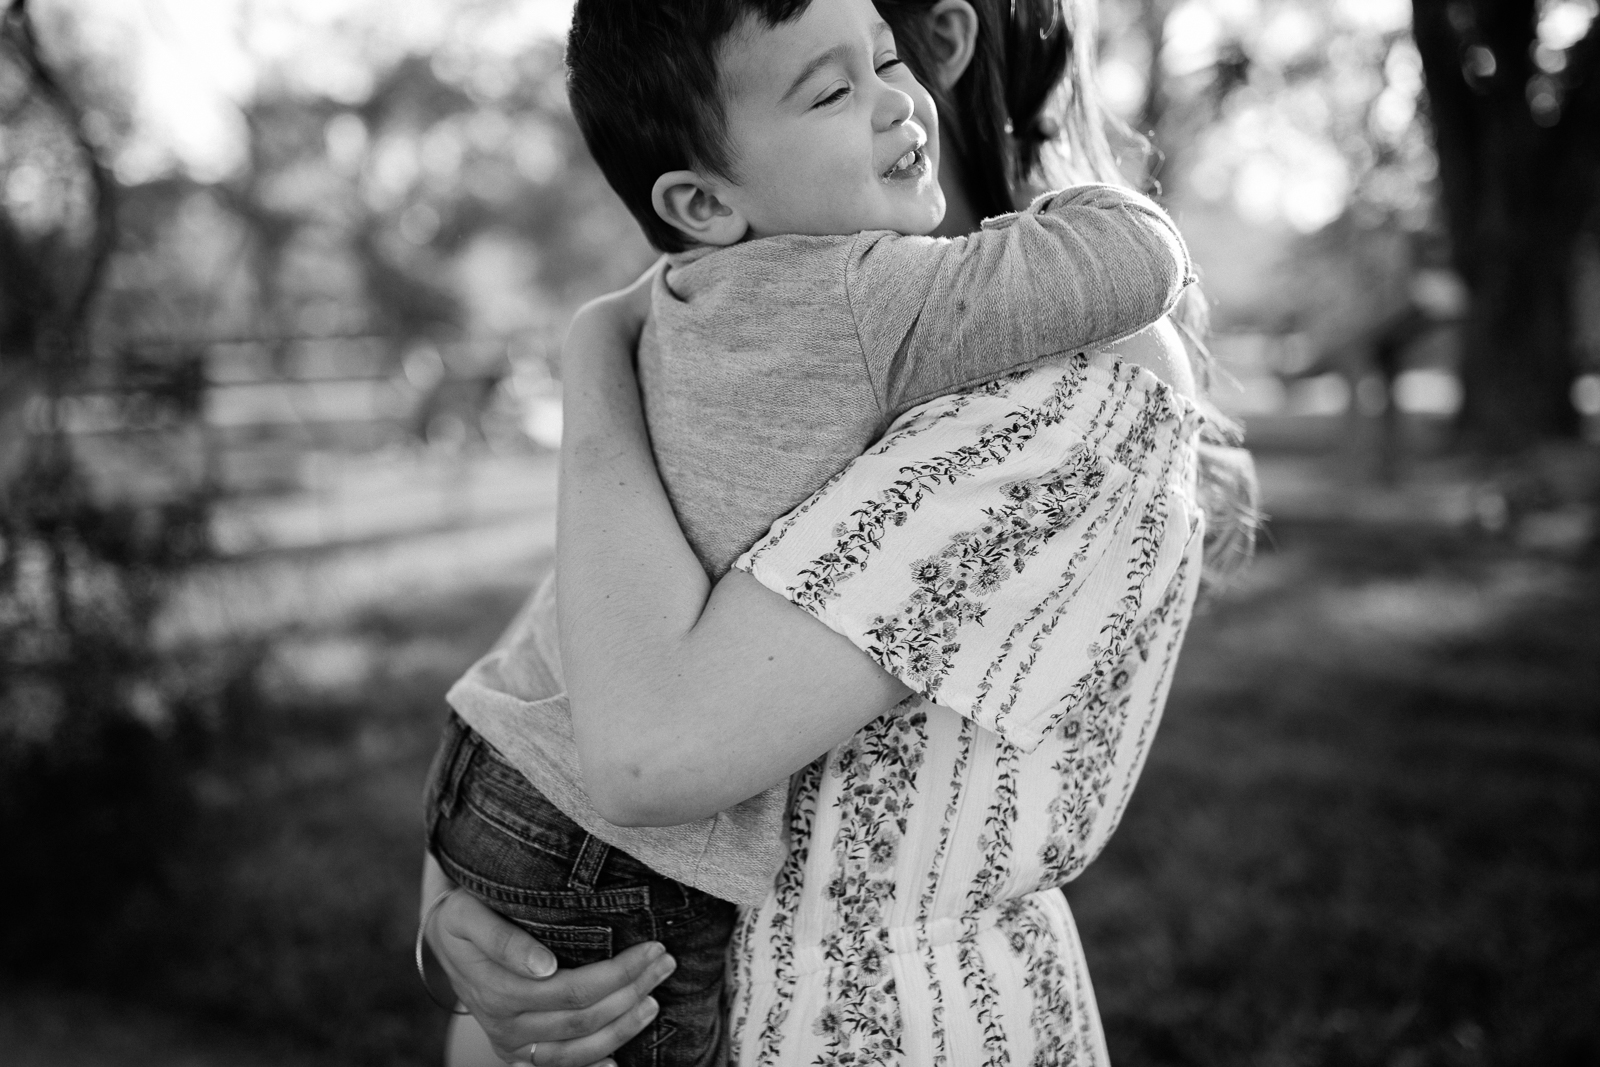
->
[[727, 354, 1206, 1065]]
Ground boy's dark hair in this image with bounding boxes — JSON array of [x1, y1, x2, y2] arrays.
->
[[567, 0, 813, 252]]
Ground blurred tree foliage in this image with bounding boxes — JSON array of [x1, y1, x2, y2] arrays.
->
[[1, 0, 206, 971], [1412, 0, 1598, 450], [93, 5, 653, 351], [1101, 0, 1597, 449], [1, 0, 653, 971], [1099, 0, 1444, 350], [1104, 0, 1433, 227]]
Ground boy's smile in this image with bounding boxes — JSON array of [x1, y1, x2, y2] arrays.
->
[[711, 0, 946, 240]]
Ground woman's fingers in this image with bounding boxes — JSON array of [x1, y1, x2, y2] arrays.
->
[[474, 944, 675, 1064], [437, 889, 558, 980], [504, 992, 662, 1067], [512, 944, 676, 1039], [424, 881, 680, 1061], [552, 941, 673, 1015]]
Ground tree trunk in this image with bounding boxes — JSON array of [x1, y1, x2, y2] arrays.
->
[[1411, 0, 1600, 451]]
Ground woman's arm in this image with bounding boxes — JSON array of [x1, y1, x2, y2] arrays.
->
[[556, 284, 911, 829], [556, 281, 1195, 828]]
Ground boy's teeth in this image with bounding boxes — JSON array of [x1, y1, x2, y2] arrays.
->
[[887, 149, 917, 175]]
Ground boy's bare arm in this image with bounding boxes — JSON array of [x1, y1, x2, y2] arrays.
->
[[851, 183, 1195, 413]]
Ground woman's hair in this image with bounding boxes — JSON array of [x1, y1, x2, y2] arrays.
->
[[880, 0, 1258, 591]]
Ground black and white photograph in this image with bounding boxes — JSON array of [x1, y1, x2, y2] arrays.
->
[[2, 0, 1596, 1064]]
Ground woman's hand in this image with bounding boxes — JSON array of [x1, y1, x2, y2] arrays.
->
[[421, 856, 676, 1067], [560, 258, 662, 383]]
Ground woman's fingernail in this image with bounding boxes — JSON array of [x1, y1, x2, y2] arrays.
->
[[529, 954, 557, 978], [643, 996, 660, 1020], [646, 941, 666, 961]]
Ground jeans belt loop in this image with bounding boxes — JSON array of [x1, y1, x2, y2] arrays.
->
[[568, 834, 611, 891], [439, 714, 478, 820]]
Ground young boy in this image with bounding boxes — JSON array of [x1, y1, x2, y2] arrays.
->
[[425, 0, 1193, 1064]]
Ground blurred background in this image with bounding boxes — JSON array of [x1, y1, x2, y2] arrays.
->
[[1, 0, 1596, 1064]]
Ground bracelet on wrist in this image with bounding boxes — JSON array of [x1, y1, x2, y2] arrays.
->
[[415, 886, 473, 1015]]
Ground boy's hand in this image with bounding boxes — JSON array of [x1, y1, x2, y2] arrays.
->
[[615, 256, 665, 331], [422, 858, 676, 1067], [1101, 316, 1196, 400]]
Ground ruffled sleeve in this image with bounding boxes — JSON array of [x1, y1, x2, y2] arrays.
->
[[733, 352, 1205, 753]]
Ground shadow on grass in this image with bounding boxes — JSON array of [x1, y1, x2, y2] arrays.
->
[[1071, 520, 1600, 1067], [1, 575, 542, 1067], [6, 521, 1597, 1066]]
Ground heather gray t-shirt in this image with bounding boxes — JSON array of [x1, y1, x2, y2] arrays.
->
[[447, 183, 1194, 904]]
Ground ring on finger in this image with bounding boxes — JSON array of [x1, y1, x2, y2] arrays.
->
[[519, 1041, 538, 1066]]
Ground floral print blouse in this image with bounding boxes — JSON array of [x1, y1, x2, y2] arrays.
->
[[726, 352, 1207, 1066]]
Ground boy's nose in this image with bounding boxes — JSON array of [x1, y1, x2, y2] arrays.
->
[[875, 86, 915, 132]]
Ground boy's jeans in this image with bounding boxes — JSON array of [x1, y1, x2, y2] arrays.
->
[[424, 713, 736, 1067]]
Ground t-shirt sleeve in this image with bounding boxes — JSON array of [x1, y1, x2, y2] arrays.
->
[[734, 352, 1205, 752], [847, 184, 1195, 416]]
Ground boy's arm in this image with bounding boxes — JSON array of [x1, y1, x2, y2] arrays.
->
[[850, 183, 1194, 413]]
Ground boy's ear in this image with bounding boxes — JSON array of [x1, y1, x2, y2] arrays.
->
[[926, 0, 979, 91], [651, 171, 749, 247]]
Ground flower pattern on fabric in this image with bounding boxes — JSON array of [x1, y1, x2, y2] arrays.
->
[[741, 355, 1201, 755], [810, 709, 928, 1065], [730, 356, 1208, 1067], [957, 920, 1009, 1067], [862, 444, 1112, 701], [914, 717, 975, 1067], [996, 896, 1085, 1067], [984, 472, 1132, 732], [732, 755, 825, 1066], [742, 388, 990, 572], [783, 363, 1092, 614]]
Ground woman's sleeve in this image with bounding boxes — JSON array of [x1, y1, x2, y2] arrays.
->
[[734, 351, 1206, 753]]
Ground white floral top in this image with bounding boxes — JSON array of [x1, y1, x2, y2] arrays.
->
[[728, 353, 1206, 1066]]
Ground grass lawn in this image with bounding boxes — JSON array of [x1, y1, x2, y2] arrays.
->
[[4, 510, 1597, 1065], [1072, 519, 1600, 1067]]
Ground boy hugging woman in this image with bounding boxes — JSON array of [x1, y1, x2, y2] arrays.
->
[[424, 0, 1214, 1065]]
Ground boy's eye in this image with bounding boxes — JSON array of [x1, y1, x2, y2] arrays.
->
[[876, 56, 904, 74], [813, 85, 850, 108]]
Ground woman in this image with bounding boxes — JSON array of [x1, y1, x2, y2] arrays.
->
[[423, 1, 1253, 1064]]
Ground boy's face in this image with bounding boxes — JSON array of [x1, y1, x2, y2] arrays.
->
[[714, 0, 945, 239]]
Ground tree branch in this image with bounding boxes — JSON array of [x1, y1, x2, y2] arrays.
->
[[2, 0, 118, 355]]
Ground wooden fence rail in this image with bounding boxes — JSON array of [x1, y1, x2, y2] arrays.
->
[[55, 330, 565, 558]]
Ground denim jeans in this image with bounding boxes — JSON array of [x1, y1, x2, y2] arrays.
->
[[425, 713, 737, 1067]]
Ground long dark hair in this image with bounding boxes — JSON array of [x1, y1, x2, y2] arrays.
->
[[879, 0, 1258, 588]]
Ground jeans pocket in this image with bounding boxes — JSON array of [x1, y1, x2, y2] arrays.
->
[[459, 745, 588, 865], [508, 920, 613, 968]]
